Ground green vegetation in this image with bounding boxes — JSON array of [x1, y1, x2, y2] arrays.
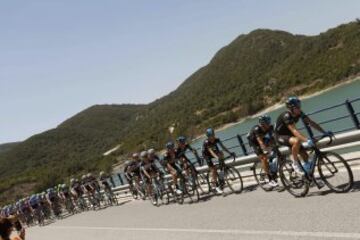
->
[[0, 142, 19, 154], [1, 21, 360, 204]]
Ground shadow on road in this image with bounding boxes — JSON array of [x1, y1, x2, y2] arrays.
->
[[307, 180, 360, 197]]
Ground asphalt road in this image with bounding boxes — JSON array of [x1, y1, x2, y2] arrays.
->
[[27, 161, 360, 240]]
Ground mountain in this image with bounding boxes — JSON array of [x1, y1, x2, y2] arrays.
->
[[0, 142, 20, 154], [1, 20, 360, 204]]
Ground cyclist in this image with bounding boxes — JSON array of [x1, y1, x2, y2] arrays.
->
[[147, 149, 167, 175], [248, 115, 278, 187], [163, 142, 183, 194], [46, 188, 61, 217], [202, 128, 236, 194], [70, 178, 84, 199], [140, 151, 161, 203], [176, 136, 201, 166], [124, 153, 142, 187], [175, 136, 201, 181], [99, 171, 112, 192], [275, 96, 332, 175]]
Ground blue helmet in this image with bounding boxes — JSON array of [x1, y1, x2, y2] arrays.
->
[[176, 136, 186, 144], [286, 96, 301, 109], [166, 141, 175, 149], [259, 115, 271, 125], [206, 128, 215, 137]]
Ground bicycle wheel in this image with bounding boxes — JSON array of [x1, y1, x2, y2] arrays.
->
[[224, 166, 243, 194], [252, 161, 273, 192], [279, 160, 309, 197], [196, 172, 210, 194], [317, 151, 353, 193], [169, 183, 184, 204], [160, 188, 170, 205], [184, 177, 200, 203]]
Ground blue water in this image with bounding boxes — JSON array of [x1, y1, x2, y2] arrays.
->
[[191, 79, 360, 154]]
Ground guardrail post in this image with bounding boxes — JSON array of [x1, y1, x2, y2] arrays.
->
[[301, 116, 314, 139], [345, 100, 360, 129], [236, 134, 248, 156], [117, 173, 124, 185], [109, 176, 116, 188]]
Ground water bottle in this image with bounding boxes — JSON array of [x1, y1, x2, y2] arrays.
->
[[219, 170, 224, 181], [269, 157, 277, 174], [303, 161, 313, 174]]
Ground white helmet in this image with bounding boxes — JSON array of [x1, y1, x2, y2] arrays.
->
[[147, 148, 155, 155], [140, 151, 148, 159]]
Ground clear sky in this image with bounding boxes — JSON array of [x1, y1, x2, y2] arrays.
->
[[1, 0, 359, 144]]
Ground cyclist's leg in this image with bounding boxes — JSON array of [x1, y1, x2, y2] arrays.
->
[[289, 136, 302, 163], [259, 154, 271, 179], [205, 156, 217, 188], [299, 146, 309, 162]]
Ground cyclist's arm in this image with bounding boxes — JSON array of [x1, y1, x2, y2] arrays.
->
[[287, 124, 307, 142], [218, 141, 232, 155], [208, 148, 219, 159], [167, 163, 177, 173], [142, 168, 151, 179], [307, 117, 326, 133], [256, 136, 267, 150]]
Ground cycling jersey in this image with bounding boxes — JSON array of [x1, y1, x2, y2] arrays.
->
[[176, 144, 194, 158], [248, 125, 274, 155], [163, 151, 178, 166], [202, 138, 221, 159], [29, 196, 39, 208], [124, 160, 141, 176], [140, 161, 159, 175], [47, 190, 57, 202], [275, 111, 308, 147], [71, 182, 84, 196], [275, 111, 307, 136]]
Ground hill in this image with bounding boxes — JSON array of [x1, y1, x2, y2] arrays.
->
[[0, 142, 20, 154], [1, 21, 360, 204]]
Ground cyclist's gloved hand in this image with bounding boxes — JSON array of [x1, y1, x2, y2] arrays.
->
[[307, 138, 315, 147], [324, 131, 334, 137], [230, 152, 236, 158]]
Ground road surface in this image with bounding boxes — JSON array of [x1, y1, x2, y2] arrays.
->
[[27, 160, 360, 240]]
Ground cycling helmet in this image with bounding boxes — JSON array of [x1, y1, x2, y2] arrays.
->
[[166, 141, 175, 149], [99, 171, 105, 177], [87, 173, 92, 178], [259, 115, 271, 125], [124, 160, 131, 165], [70, 178, 75, 184], [62, 184, 67, 189], [206, 128, 215, 137], [140, 151, 148, 159], [147, 148, 155, 155], [132, 153, 139, 159], [81, 175, 87, 180], [286, 96, 301, 109], [176, 136, 186, 144]]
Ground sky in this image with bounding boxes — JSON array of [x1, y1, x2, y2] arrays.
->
[[1, 0, 360, 144]]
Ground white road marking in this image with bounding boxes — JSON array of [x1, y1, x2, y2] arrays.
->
[[48, 226, 360, 239]]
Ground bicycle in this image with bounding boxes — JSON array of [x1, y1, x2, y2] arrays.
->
[[279, 134, 354, 197], [103, 185, 119, 206], [148, 174, 170, 206], [205, 154, 243, 195], [252, 147, 286, 192]]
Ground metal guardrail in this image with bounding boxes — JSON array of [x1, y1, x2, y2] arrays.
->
[[110, 130, 360, 196], [111, 97, 360, 187]]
